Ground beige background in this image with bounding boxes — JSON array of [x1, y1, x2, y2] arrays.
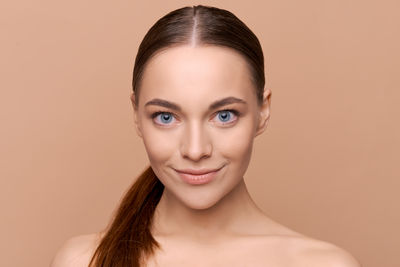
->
[[1, 0, 399, 266]]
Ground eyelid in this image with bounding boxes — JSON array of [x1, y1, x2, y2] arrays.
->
[[150, 110, 174, 119]]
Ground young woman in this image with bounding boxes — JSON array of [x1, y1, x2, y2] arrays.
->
[[51, 5, 361, 267]]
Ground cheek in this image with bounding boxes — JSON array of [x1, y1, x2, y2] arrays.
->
[[140, 123, 179, 166], [215, 120, 255, 166]]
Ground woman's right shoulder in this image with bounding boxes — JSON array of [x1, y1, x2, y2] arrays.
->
[[50, 233, 103, 267]]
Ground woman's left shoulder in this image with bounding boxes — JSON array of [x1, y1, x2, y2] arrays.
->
[[290, 236, 362, 267]]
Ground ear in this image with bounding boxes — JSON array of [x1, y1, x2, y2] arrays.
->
[[255, 88, 272, 137], [130, 93, 143, 138]]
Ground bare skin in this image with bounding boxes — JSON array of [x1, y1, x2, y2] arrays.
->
[[51, 46, 361, 267]]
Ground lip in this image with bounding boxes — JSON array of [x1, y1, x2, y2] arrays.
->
[[174, 166, 224, 185]]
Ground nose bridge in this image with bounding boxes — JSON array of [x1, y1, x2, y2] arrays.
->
[[180, 119, 212, 161]]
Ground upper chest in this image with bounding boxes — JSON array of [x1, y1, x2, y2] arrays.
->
[[145, 236, 300, 267]]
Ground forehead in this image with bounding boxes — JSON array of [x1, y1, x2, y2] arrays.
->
[[139, 45, 256, 109]]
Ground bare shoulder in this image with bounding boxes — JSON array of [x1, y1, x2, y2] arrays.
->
[[290, 236, 362, 267], [252, 216, 361, 267], [50, 233, 102, 267]]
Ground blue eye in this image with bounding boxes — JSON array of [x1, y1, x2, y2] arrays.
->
[[153, 112, 175, 125], [215, 110, 238, 124], [152, 110, 239, 126], [218, 111, 231, 122]]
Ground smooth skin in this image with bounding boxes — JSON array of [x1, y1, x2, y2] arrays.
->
[[51, 46, 361, 267]]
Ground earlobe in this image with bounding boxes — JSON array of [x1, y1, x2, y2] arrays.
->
[[130, 93, 143, 138], [255, 88, 272, 137]]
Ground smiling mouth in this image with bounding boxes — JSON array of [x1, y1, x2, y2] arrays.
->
[[174, 166, 224, 185]]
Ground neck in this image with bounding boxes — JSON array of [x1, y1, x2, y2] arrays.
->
[[152, 179, 266, 240]]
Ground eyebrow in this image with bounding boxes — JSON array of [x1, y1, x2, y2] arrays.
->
[[144, 97, 247, 111]]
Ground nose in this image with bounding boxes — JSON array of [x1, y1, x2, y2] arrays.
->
[[180, 121, 212, 161]]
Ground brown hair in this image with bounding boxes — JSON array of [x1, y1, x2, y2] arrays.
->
[[89, 5, 265, 267]]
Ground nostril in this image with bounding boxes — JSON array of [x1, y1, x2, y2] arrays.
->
[[180, 129, 212, 160], [181, 143, 212, 161]]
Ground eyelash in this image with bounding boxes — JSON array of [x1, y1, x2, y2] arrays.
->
[[151, 109, 240, 126]]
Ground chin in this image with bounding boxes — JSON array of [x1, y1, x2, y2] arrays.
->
[[175, 187, 231, 211], [183, 198, 220, 210], [181, 202, 220, 211]]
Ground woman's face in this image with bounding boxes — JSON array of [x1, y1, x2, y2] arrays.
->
[[132, 45, 270, 210]]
